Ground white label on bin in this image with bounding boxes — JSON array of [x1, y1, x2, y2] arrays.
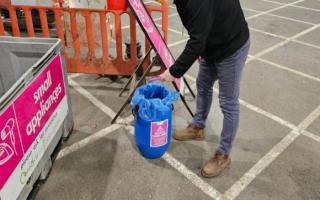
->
[[150, 119, 168, 147]]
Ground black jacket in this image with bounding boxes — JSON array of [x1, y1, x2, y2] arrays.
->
[[169, 0, 249, 78]]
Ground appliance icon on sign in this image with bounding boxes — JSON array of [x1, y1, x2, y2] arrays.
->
[[0, 118, 17, 166]]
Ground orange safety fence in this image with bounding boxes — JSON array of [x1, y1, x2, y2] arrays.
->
[[0, 1, 169, 76]]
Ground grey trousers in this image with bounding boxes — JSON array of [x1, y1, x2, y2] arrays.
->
[[192, 39, 250, 155]]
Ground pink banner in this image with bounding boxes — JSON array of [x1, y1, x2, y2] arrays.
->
[[127, 0, 177, 75], [0, 54, 66, 190]]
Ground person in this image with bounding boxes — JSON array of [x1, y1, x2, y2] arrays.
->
[[160, 0, 250, 178]]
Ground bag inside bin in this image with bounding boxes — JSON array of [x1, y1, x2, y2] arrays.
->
[[131, 83, 179, 121]]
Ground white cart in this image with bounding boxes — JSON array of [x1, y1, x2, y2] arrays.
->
[[0, 37, 73, 200]]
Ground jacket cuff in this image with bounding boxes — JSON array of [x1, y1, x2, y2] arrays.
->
[[169, 66, 183, 78]]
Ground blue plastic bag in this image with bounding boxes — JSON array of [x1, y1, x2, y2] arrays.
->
[[131, 83, 179, 121]]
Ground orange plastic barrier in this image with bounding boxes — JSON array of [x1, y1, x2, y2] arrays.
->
[[0, 1, 169, 76]]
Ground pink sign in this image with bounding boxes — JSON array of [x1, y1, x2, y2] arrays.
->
[[127, 0, 175, 71], [0, 54, 66, 190], [150, 119, 168, 147]]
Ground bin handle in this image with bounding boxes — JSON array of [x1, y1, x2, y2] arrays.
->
[[132, 107, 138, 118]]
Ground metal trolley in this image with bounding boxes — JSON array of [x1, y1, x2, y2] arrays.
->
[[0, 37, 73, 200]]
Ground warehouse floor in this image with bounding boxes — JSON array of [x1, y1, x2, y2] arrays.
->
[[35, 0, 320, 199]]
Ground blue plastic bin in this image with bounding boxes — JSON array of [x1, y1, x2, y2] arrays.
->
[[131, 84, 178, 159], [134, 107, 172, 159]]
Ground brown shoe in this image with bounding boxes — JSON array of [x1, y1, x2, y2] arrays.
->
[[173, 124, 205, 141], [201, 151, 231, 178]]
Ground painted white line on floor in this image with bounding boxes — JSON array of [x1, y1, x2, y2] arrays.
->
[[213, 84, 299, 132], [246, 57, 254, 63], [238, 98, 298, 130], [249, 27, 287, 39], [167, 27, 185, 36], [59, 77, 135, 159], [68, 73, 82, 79], [298, 105, 320, 130], [294, 39, 320, 50], [68, 82, 124, 90], [287, 3, 320, 12], [266, 13, 315, 25], [153, 12, 179, 21], [57, 115, 134, 160], [248, 26, 320, 50], [247, 54, 254, 59], [221, 130, 300, 200], [144, 0, 155, 4], [122, 13, 178, 30], [184, 74, 297, 131], [58, 77, 135, 158], [167, 21, 320, 54], [163, 153, 222, 199], [168, 38, 189, 48], [243, 7, 315, 25], [69, 78, 135, 124], [254, 23, 320, 58], [155, 22, 188, 37], [168, 4, 176, 9], [261, 0, 294, 6], [69, 79, 118, 119], [125, 126, 222, 200], [57, 124, 122, 159], [245, 0, 305, 21], [166, 20, 320, 59], [252, 57, 320, 83], [153, 1, 176, 10], [166, 12, 179, 19], [302, 130, 320, 143], [183, 74, 320, 142], [222, 104, 320, 200], [262, 0, 320, 12]]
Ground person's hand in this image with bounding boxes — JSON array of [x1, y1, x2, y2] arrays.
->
[[160, 69, 175, 82]]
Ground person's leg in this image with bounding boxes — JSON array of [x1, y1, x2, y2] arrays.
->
[[201, 39, 250, 178], [192, 58, 218, 128], [173, 58, 217, 140], [217, 39, 250, 155]]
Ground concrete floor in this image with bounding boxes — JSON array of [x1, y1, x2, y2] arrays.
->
[[35, 0, 320, 199]]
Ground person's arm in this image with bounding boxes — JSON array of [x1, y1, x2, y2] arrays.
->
[[169, 0, 215, 78]]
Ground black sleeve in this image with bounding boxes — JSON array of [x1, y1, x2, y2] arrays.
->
[[169, 0, 215, 78]]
